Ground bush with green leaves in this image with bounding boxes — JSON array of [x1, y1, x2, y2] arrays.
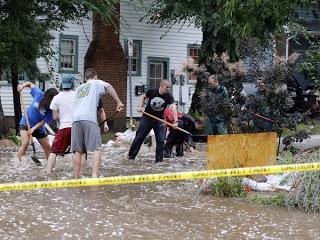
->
[[6, 134, 21, 146], [212, 177, 246, 198], [298, 41, 320, 90], [184, 56, 246, 126], [183, 51, 309, 148], [286, 152, 320, 213]]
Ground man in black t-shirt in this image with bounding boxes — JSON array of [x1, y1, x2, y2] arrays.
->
[[128, 79, 177, 162]]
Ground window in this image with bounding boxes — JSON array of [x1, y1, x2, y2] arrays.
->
[[125, 40, 142, 76], [187, 44, 201, 64], [18, 72, 28, 82], [148, 57, 169, 89], [149, 62, 164, 89], [187, 44, 201, 82], [59, 35, 78, 73]]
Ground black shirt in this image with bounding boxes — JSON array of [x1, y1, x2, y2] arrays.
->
[[97, 98, 103, 109], [145, 89, 174, 119], [178, 114, 195, 133]]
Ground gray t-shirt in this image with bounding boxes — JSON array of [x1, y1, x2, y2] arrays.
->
[[73, 80, 107, 124]]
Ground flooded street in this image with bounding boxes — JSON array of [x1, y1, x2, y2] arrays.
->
[[0, 145, 319, 240]]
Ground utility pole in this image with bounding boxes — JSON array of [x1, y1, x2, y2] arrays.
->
[[128, 39, 134, 129], [179, 75, 185, 113]]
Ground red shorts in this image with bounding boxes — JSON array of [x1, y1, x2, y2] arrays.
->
[[51, 127, 72, 155]]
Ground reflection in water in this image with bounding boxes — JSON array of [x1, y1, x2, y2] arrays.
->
[[0, 146, 319, 239]]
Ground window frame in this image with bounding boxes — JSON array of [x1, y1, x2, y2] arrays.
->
[[187, 44, 201, 64], [59, 34, 79, 74], [18, 72, 28, 82], [147, 57, 170, 89], [149, 62, 164, 89], [187, 44, 201, 84]]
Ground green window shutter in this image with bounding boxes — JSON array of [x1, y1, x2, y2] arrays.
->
[[59, 34, 79, 74]]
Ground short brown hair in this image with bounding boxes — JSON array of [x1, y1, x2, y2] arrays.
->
[[85, 68, 97, 80], [160, 79, 170, 86]]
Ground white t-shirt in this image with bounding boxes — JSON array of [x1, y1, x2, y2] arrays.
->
[[50, 91, 76, 130], [73, 80, 108, 124]]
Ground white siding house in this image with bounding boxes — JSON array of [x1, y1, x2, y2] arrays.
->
[[1, 1, 203, 118], [120, 0, 202, 117], [36, 17, 93, 87], [0, 17, 92, 114], [0, 86, 32, 117]]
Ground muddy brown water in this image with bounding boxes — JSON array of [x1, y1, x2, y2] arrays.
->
[[0, 145, 319, 240]]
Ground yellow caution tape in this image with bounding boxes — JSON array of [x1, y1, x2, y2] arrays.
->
[[0, 162, 320, 191]]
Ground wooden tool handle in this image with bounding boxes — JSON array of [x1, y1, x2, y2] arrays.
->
[[20, 93, 34, 143], [142, 111, 192, 136]]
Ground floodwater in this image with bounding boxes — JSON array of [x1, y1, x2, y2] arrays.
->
[[0, 144, 319, 240]]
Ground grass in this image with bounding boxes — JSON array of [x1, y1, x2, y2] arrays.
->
[[276, 151, 295, 165], [285, 154, 320, 213], [250, 149, 320, 212], [282, 119, 320, 137], [248, 192, 288, 208], [5, 129, 21, 146], [101, 132, 116, 144], [6, 132, 21, 146]]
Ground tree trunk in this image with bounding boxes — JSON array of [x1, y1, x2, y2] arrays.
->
[[189, 80, 205, 115], [11, 64, 21, 136], [0, 96, 10, 138], [188, 27, 209, 115]]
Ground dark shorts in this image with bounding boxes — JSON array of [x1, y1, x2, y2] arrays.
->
[[51, 127, 72, 155], [20, 125, 47, 139]]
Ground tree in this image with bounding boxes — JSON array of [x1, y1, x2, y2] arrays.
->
[[298, 41, 320, 90], [143, 0, 312, 114], [0, 0, 119, 135]]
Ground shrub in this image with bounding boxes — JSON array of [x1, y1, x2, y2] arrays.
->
[[6, 134, 21, 146], [286, 155, 320, 212], [298, 41, 320, 90], [213, 177, 246, 198]]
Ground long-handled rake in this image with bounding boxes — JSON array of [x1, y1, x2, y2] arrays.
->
[[20, 93, 42, 166]]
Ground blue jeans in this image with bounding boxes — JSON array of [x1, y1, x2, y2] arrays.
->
[[208, 118, 227, 135], [128, 115, 166, 162], [253, 118, 273, 132]]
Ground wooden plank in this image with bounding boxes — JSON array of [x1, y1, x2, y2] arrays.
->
[[207, 132, 277, 170]]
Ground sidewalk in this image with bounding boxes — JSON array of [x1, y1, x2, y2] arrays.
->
[[279, 135, 320, 151]]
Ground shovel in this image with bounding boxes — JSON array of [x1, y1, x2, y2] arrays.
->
[[242, 107, 273, 122], [142, 111, 192, 136], [20, 93, 42, 166]]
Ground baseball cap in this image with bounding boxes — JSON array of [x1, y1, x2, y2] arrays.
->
[[62, 75, 74, 89]]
